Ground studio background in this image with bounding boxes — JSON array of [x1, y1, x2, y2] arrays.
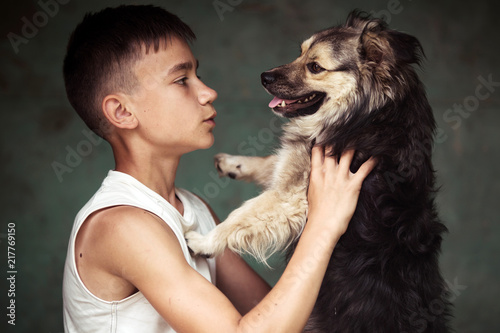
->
[[1, 0, 498, 332]]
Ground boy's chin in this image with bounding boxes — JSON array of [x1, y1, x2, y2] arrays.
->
[[196, 134, 215, 150], [202, 136, 215, 149]]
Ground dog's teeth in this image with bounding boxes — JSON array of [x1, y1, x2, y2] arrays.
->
[[298, 100, 302, 103], [311, 94, 316, 99], [281, 100, 286, 107], [304, 97, 309, 102]]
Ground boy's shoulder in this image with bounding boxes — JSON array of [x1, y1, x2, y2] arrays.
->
[[74, 204, 190, 301], [82, 205, 170, 246]]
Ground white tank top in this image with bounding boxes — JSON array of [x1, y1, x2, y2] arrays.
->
[[63, 170, 217, 332]]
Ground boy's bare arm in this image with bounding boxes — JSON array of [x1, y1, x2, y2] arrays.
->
[[197, 195, 272, 315], [215, 246, 271, 315]]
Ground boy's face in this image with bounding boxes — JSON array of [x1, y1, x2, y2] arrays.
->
[[127, 37, 217, 156]]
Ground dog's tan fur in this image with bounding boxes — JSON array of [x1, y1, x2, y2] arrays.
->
[[187, 144, 310, 262]]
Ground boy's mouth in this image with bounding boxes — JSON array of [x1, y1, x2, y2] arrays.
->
[[204, 111, 217, 124]]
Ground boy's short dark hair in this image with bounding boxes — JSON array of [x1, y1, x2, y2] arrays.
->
[[63, 5, 196, 139]]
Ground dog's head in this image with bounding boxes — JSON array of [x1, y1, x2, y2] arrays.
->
[[262, 10, 425, 136]]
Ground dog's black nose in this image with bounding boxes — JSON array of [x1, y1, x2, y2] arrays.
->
[[261, 71, 276, 87]]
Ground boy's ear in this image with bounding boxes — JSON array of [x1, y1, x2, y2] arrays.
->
[[102, 94, 138, 130]]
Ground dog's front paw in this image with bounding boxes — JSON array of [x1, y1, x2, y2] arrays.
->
[[214, 153, 244, 180], [185, 231, 215, 258]]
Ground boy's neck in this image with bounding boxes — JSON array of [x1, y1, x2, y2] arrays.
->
[[113, 148, 184, 215]]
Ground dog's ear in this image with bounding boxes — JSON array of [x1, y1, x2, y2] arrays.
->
[[357, 16, 425, 67], [386, 30, 425, 66], [345, 10, 391, 65], [358, 19, 390, 65], [356, 18, 400, 105]]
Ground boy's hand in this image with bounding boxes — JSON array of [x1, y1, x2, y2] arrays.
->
[[307, 147, 377, 236]]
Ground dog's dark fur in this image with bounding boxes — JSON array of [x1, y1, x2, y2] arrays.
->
[[276, 11, 451, 332]]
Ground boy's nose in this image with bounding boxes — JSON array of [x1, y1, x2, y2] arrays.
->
[[199, 84, 218, 105]]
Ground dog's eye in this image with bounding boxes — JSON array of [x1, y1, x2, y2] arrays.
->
[[307, 62, 325, 74]]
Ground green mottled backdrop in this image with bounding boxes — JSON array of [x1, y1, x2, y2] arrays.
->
[[1, 0, 499, 332]]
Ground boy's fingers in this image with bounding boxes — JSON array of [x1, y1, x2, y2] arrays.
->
[[324, 145, 335, 158], [319, 146, 340, 173], [311, 146, 324, 169], [337, 149, 355, 172], [354, 156, 378, 180]]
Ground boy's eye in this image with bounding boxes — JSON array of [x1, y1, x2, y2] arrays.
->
[[175, 77, 187, 85]]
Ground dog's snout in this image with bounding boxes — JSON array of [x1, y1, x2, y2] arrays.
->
[[261, 71, 276, 87]]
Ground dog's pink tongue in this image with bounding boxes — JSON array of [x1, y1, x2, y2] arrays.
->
[[269, 96, 298, 108], [269, 96, 283, 108]]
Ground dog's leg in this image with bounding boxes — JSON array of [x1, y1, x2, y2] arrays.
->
[[187, 144, 311, 261], [186, 186, 308, 261], [214, 154, 277, 189]]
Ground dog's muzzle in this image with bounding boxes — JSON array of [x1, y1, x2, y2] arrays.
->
[[260, 70, 325, 118]]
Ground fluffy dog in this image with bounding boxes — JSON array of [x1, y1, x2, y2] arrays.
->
[[186, 10, 450, 332]]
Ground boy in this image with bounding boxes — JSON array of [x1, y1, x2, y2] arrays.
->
[[62, 5, 375, 332]]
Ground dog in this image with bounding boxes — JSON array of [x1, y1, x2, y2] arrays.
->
[[186, 10, 450, 332]]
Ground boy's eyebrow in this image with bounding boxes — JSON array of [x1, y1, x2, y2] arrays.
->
[[167, 59, 199, 75]]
